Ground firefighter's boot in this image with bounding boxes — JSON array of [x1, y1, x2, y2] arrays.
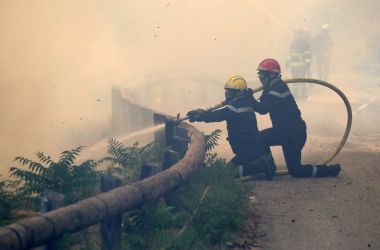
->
[[262, 153, 277, 180], [315, 164, 341, 177], [243, 154, 277, 180], [328, 164, 341, 177]]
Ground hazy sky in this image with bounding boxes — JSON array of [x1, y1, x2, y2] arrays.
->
[[0, 0, 377, 175]]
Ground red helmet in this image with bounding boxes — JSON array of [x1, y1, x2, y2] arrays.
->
[[257, 58, 281, 74]]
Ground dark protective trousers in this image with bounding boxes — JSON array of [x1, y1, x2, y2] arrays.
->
[[260, 127, 328, 178]]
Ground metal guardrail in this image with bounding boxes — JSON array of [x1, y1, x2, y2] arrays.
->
[[0, 122, 205, 249]]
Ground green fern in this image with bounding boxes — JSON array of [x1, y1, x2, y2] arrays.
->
[[204, 129, 222, 165], [114, 128, 248, 249], [98, 138, 162, 184], [205, 129, 222, 152], [13, 156, 47, 175], [10, 147, 99, 206], [121, 153, 246, 250], [123, 200, 175, 250], [36, 151, 54, 165], [0, 180, 13, 222], [59, 147, 83, 166], [167, 158, 246, 249], [0, 178, 28, 225]]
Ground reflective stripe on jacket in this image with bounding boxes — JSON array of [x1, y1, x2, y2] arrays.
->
[[201, 96, 268, 161], [250, 78, 306, 134]]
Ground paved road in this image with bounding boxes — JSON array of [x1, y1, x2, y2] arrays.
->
[[246, 72, 380, 250], [250, 136, 380, 250]]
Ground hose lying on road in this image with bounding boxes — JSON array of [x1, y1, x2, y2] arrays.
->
[[252, 78, 352, 176]]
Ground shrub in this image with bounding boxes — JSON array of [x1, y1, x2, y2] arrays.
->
[[122, 129, 248, 249], [10, 146, 99, 206], [166, 158, 247, 249], [98, 138, 163, 184], [0, 180, 13, 223]]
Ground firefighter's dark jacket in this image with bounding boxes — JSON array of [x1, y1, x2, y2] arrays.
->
[[250, 78, 306, 134], [199, 95, 268, 161]]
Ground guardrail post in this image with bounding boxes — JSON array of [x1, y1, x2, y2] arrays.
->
[[40, 190, 64, 250], [172, 127, 189, 157], [162, 149, 181, 170], [165, 119, 176, 146], [140, 163, 161, 180], [101, 175, 122, 250]]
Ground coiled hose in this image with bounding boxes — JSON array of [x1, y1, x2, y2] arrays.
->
[[252, 78, 352, 176]]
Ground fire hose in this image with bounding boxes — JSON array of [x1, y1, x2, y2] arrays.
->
[[180, 78, 352, 175], [256, 78, 352, 176]]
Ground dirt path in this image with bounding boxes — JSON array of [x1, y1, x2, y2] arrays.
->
[[250, 140, 380, 250]]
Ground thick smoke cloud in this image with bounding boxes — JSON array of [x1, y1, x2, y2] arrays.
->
[[0, 1, 377, 175]]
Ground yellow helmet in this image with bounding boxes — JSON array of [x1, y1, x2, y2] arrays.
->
[[224, 75, 247, 91]]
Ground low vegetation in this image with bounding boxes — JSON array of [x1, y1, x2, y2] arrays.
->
[[122, 130, 249, 250], [0, 179, 17, 225], [0, 130, 250, 249], [9, 146, 99, 206], [97, 138, 163, 184]]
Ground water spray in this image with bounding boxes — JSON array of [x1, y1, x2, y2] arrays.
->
[[78, 124, 166, 163]]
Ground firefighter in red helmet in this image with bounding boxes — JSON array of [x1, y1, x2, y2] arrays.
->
[[246, 58, 341, 178]]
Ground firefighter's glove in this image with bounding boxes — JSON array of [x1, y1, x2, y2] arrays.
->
[[186, 108, 206, 122], [243, 88, 259, 105]]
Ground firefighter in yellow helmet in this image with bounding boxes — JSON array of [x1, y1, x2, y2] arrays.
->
[[186, 75, 277, 179]]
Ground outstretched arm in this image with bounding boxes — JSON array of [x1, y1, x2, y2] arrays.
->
[[186, 106, 237, 123], [245, 88, 287, 115]]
